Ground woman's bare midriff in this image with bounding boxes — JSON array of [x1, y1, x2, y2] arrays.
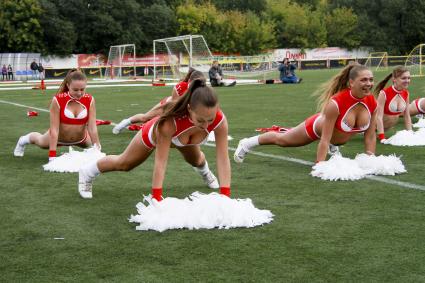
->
[[57, 123, 87, 143], [383, 115, 399, 130]]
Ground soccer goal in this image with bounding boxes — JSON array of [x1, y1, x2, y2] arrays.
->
[[364, 52, 388, 70], [153, 35, 213, 81], [104, 44, 136, 79], [405, 44, 425, 77], [216, 54, 276, 81]]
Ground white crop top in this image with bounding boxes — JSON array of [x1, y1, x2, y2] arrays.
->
[[388, 94, 407, 113], [340, 103, 371, 132], [64, 100, 88, 119]]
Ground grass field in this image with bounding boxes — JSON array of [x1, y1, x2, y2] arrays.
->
[[1, 69, 425, 282]]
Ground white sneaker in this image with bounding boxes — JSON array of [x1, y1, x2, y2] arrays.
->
[[14, 136, 26, 157], [195, 169, 219, 189], [78, 167, 94, 199], [234, 138, 250, 163], [112, 119, 129, 134], [328, 144, 340, 156]]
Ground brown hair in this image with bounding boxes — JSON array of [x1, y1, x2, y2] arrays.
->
[[57, 69, 87, 94], [316, 63, 370, 112], [181, 67, 196, 82], [188, 70, 205, 82], [158, 78, 217, 125], [373, 65, 409, 96]]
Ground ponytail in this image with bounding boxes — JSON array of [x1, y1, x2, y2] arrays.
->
[[181, 67, 196, 82], [315, 63, 369, 112], [373, 65, 409, 96], [188, 70, 205, 82], [373, 73, 392, 97], [158, 78, 217, 125]]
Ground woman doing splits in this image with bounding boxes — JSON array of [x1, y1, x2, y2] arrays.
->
[[78, 78, 231, 199], [112, 68, 200, 134], [374, 66, 412, 141], [234, 63, 377, 163], [14, 70, 100, 161]]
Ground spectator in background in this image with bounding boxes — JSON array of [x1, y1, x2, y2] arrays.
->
[[38, 63, 45, 80], [209, 60, 236, 87], [278, 58, 302, 84], [7, 64, 13, 80], [30, 59, 39, 79], [2, 65, 7, 81]]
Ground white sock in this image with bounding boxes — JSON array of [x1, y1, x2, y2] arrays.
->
[[86, 161, 101, 178], [121, 118, 132, 127], [243, 136, 260, 150], [19, 134, 31, 145], [194, 161, 210, 175]]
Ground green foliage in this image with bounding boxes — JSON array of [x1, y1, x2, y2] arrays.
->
[[1, 0, 425, 55], [39, 0, 77, 55], [325, 7, 360, 48], [0, 0, 43, 52], [139, 4, 178, 53], [176, 2, 276, 54], [2, 72, 425, 281], [210, 0, 267, 14]]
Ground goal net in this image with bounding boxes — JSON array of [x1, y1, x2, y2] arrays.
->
[[215, 54, 276, 81], [104, 44, 136, 79], [364, 52, 388, 70], [405, 44, 425, 77], [153, 35, 213, 81]]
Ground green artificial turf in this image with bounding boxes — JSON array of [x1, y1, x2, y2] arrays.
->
[[1, 69, 425, 282]]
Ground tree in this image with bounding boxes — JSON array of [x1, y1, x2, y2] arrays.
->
[[325, 7, 360, 48], [176, 2, 276, 54], [139, 3, 178, 54], [39, 0, 77, 55], [0, 0, 43, 52], [210, 0, 267, 15]]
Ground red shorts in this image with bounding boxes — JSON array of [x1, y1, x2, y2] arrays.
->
[[140, 118, 157, 150], [414, 98, 425, 114], [304, 113, 321, 141]]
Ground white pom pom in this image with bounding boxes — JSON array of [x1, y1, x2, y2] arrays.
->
[[43, 146, 105, 173], [355, 153, 406, 175], [129, 192, 274, 232], [382, 129, 425, 146], [413, 118, 425, 128], [311, 153, 406, 181], [311, 154, 366, 181]]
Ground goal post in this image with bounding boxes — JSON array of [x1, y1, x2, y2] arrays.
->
[[104, 44, 136, 79], [405, 44, 425, 77], [364, 52, 388, 70], [215, 54, 276, 81], [153, 35, 213, 81]]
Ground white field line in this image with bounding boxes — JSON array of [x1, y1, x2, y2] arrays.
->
[[0, 83, 171, 91], [207, 146, 425, 192], [1, 98, 424, 192]]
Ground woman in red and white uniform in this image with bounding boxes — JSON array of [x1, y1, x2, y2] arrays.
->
[[14, 69, 100, 161], [234, 63, 377, 163], [374, 66, 412, 141], [409, 97, 425, 117], [112, 68, 201, 134], [78, 78, 231, 200]]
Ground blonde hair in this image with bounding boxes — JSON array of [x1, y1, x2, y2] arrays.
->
[[315, 63, 370, 112], [373, 65, 409, 96], [57, 69, 87, 94]]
